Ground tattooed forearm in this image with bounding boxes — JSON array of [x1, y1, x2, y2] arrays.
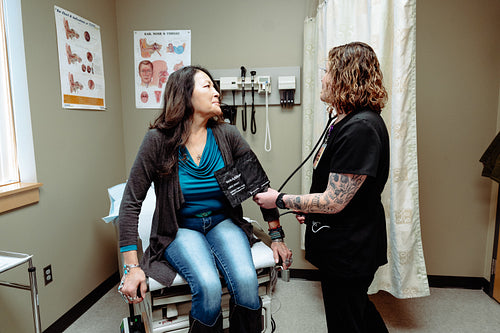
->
[[284, 173, 366, 214]]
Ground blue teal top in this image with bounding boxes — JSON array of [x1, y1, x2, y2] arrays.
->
[[178, 128, 225, 217]]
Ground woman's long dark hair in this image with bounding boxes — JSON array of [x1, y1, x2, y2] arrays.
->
[[150, 66, 223, 176]]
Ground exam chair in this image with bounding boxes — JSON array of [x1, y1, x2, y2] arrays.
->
[[103, 183, 279, 333]]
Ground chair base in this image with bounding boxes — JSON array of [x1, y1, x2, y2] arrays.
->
[[134, 269, 274, 333], [134, 295, 272, 333]]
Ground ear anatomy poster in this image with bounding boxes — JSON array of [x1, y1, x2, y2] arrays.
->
[[54, 6, 105, 110], [134, 30, 191, 109]]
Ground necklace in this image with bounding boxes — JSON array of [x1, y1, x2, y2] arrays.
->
[[186, 128, 207, 164], [186, 146, 203, 164]]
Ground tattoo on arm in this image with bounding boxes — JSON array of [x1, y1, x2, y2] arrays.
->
[[284, 173, 366, 214]]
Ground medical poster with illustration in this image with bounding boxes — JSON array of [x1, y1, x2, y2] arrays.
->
[[54, 6, 105, 110], [134, 30, 191, 109]]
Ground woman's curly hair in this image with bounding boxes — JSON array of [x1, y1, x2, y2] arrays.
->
[[322, 42, 387, 115]]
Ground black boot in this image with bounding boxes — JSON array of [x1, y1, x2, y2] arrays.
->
[[229, 299, 262, 333], [189, 313, 223, 333]]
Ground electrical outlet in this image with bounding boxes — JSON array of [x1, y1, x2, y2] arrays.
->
[[43, 265, 53, 285]]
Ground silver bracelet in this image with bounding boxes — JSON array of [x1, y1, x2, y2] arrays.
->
[[272, 238, 284, 243], [123, 264, 140, 275]]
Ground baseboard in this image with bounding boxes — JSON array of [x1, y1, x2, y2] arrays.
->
[[286, 268, 321, 281], [43, 271, 120, 333], [427, 275, 490, 293], [285, 269, 490, 293]]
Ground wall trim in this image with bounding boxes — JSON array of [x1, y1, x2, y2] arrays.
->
[[43, 271, 119, 333], [284, 269, 490, 293], [427, 275, 490, 293]]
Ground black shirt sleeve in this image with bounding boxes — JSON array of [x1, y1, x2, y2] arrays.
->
[[330, 117, 382, 177]]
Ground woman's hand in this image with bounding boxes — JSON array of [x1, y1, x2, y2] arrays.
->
[[253, 188, 280, 209], [271, 241, 293, 270], [119, 267, 147, 304]]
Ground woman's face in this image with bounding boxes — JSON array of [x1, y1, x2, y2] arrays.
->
[[320, 64, 331, 103], [191, 71, 221, 118]]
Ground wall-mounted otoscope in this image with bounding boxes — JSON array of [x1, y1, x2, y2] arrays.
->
[[240, 66, 247, 131], [212, 66, 301, 108], [213, 66, 301, 152], [250, 70, 257, 134]]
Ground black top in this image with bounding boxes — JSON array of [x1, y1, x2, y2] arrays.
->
[[305, 109, 389, 277]]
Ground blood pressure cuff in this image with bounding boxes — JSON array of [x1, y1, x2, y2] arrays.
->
[[215, 151, 270, 208]]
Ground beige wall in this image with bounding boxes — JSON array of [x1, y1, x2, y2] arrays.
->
[[0, 0, 499, 331], [416, 0, 500, 277], [0, 0, 124, 332]]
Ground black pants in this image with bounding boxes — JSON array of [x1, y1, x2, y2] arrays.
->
[[320, 271, 388, 333]]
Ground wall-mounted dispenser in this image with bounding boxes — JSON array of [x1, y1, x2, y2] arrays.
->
[[278, 76, 296, 108]]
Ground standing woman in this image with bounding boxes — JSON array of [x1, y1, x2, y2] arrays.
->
[[118, 66, 292, 333], [254, 42, 389, 332]]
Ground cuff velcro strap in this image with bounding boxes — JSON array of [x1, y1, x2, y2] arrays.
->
[[268, 226, 285, 240]]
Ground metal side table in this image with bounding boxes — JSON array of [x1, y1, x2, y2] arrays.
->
[[0, 250, 42, 333]]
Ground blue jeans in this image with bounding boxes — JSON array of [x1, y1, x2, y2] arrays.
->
[[164, 218, 260, 326]]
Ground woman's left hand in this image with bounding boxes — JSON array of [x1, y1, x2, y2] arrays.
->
[[271, 241, 293, 270]]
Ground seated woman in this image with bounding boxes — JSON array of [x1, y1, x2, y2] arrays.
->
[[117, 66, 292, 333]]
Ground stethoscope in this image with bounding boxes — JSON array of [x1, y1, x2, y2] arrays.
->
[[250, 70, 257, 134], [277, 114, 336, 217], [240, 66, 247, 131], [230, 90, 237, 125]]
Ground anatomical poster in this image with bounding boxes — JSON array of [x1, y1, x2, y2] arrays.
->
[[54, 6, 105, 110], [134, 30, 191, 109]]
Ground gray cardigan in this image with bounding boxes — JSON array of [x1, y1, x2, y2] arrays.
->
[[118, 122, 279, 287]]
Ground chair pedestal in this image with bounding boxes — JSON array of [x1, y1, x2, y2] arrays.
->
[[134, 268, 275, 333]]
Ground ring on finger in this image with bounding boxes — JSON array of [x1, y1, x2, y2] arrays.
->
[[119, 293, 128, 304]]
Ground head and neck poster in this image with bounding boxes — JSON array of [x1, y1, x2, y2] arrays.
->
[[54, 6, 105, 110], [134, 30, 191, 109]]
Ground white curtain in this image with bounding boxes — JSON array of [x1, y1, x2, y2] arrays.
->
[[302, 0, 429, 299]]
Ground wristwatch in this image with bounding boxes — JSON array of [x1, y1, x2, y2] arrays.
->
[[275, 193, 287, 209]]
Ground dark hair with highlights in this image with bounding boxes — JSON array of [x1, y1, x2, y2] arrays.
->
[[323, 42, 387, 115], [150, 66, 223, 176]]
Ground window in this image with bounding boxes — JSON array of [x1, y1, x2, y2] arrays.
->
[[0, 0, 18, 186], [0, 0, 41, 213]]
